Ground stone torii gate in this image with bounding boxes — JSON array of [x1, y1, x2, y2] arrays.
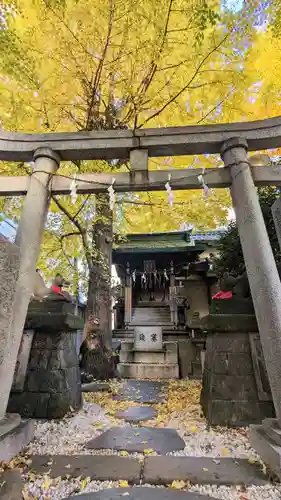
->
[[2, 117, 281, 469]]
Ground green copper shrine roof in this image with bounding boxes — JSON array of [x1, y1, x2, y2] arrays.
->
[[113, 229, 223, 255], [114, 230, 192, 252]]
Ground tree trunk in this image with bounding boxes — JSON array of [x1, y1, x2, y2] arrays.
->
[[87, 193, 112, 347]]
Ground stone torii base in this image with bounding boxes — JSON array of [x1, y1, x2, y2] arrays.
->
[[0, 237, 35, 461]]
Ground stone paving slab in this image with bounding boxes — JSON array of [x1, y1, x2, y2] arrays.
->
[[86, 427, 185, 454], [27, 455, 141, 482], [114, 380, 166, 403], [62, 487, 212, 499], [116, 406, 157, 423], [82, 382, 111, 393], [143, 456, 268, 485], [0, 469, 23, 499]]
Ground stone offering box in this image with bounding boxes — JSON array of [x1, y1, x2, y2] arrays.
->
[[200, 312, 275, 427], [8, 301, 84, 419]]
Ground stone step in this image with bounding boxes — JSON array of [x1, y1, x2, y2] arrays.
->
[[131, 314, 171, 319], [61, 487, 214, 499], [26, 455, 141, 482], [116, 405, 157, 422], [130, 322, 172, 326], [142, 456, 267, 486], [133, 350, 166, 364], [27, 455, 268, 486], [132, 312, 170, 316], [131, 307, 171, 324], [114, 380, 167, 403], [86, 427, 185, 454], [118, 362, 179, 379]]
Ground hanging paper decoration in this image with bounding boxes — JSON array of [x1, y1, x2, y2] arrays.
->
[[108, 178, 116, 211], [165, 174, 174, 207], [198, 170, 210, 199], [70, 173, 78, 204], [132, 269, 136, 286]]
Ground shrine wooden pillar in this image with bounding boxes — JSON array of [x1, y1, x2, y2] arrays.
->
[[124, 261, 132, 328], [221, 137, 281, 423]]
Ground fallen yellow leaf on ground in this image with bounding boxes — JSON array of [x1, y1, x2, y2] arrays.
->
[[221, 447, 230, 456], [171, 480, 187, 489], [189, 425, 199, 433], [80, 477, 90, 490], [119, 480, 129, 487]]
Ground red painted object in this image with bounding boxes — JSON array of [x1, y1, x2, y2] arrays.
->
[[51, 284, 64, 296], [212, 290, 233, 300]]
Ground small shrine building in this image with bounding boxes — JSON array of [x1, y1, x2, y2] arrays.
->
[[112, 229, 223, 379]]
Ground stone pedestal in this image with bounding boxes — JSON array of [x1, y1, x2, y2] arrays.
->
[[177, 339, 205, 379], [0, 236, 35, 460], [119, 340, 179, 379], [8, 301, 83, 419], [201, 314, 275, 427], [249, 418, 281, 480], [0, 236, 21, 419], [0, 413, 35, 462], [134, 326, 163, 351]]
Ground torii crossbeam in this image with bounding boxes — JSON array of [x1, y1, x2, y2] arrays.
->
[[1, 115, 281, 195]]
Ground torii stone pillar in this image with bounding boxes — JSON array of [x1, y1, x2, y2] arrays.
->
[[0, 148, 59, 418], [221, 137, 281, 423]]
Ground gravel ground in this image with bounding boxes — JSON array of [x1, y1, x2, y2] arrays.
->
[[26, 402, 130, 456], [22, 384, 281, 500], [169, 424, 258, 459], [26, 402, 259, 460]]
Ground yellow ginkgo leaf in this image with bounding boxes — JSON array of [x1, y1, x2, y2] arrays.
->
[[248, 456, 258, 464], [119, 480, 129, 487], [189, 426, 198, 433], [171, 480, 187, 489], [143, 448, 156, 455], [221, 447, 230, 456], [120, 451, 129, 456], [41, 477, 52, 489], [80, 477, 90, 490]]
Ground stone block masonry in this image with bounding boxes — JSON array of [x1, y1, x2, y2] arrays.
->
[[201, 315, 275, 427], [8, 304, 83, 419], [0, 235, 21, 419]]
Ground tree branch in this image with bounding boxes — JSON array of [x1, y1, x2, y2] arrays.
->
[[52, 195, 93, 268], [139, 33, 231, 127], [85, 0, 115, 130]]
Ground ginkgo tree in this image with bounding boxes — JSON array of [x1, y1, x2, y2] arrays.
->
[[0, 0, 272, 339]]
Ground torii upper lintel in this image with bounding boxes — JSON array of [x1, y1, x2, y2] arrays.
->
[[0, 115, 280, 162]]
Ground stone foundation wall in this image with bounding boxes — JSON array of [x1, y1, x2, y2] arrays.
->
[[8, 329, 82, 419], [177, 339, 204, 379], [201, 326, 275, 427]]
